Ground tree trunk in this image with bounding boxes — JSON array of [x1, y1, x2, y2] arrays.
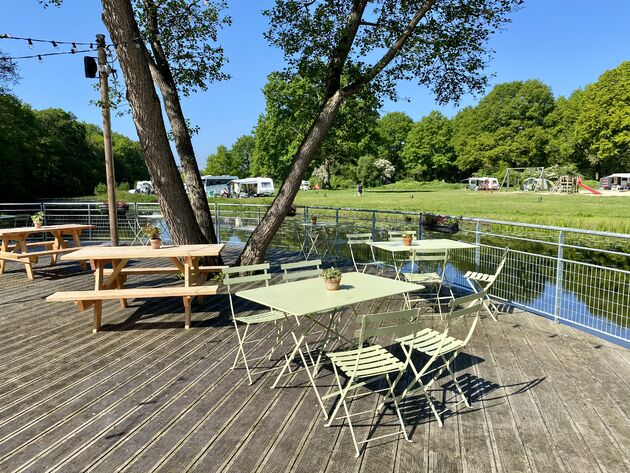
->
[[101, 0, 206, 245], [238, 91, 345, 265]]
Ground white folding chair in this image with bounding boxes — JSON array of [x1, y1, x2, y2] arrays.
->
[[387, 230, 417, 241], [346, 233, 386, 274], [322, 308, 425, 457], [464, 247, 509, 320], [393, 292, 485, 426], [223, 263, 292, 385]]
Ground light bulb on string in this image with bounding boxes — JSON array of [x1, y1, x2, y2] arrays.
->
[[27, 38, 33, 49], [51, 40, 58, 48], [37, 55, 43, 62]]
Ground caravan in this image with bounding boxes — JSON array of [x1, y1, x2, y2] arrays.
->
[[229, 178, 275, 197], [201, 175, 238, 197]]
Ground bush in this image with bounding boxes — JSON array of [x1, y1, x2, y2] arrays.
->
[[94, 183, 107, 195], [117, 182, 130, 192], [331, 175, 355, 189]]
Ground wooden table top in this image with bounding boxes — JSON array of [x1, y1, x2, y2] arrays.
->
[[61, 243, 225, 261], [0, 224, 95, 238]]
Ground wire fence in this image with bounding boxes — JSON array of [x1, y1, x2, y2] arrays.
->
[[1, 201, 628, 345]]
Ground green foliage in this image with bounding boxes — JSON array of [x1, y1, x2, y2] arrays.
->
[[402, 111, 456, 181], [573, 61, 630, 175], [94, 183, 107, 195], [375, 112, 413, 174], [321, 267, 342, 281], [356, 155, 381, 187], [31, 211, 45, 224], [205, 145, 234, 176], [452, 80, 556, 174], [0, 94, 148, 200], [142, 223, 161, 239], [0, 48, 19, 94]]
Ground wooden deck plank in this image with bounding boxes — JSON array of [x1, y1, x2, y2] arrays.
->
[[0, 245, 627, 473]]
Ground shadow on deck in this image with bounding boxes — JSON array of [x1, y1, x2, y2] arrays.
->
[[0, 245, 628, 472]]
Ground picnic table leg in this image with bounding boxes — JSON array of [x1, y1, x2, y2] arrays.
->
[[183, 296, 191, 329], [50, 231, 63, 266], [0, 238, 7, 274], [93, 300, 103, 333], [71, 230, 86, 270], [17, 237, 34, 280]]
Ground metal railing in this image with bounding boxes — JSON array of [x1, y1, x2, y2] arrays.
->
[[1, 201, 628, 346]]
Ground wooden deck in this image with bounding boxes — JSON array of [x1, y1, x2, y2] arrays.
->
[[0, 244, 629, 473]]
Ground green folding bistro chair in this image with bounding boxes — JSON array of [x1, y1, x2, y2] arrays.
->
[[392, 291, 485, 426], [464, 247, 509, 321], [321, 308, 426, 457], [346, 233, 387, 274], [223, 263, 292, 385], [402, 249, 454, 316], [387, 230, 417, 241]]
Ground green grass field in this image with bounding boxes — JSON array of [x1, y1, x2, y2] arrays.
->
[[92, 181, 630, 233]]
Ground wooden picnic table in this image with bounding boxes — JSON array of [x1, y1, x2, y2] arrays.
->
[[47, 243, 225, 332], [0, 223, 95, 280]]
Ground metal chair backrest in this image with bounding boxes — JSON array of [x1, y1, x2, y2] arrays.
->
[[473, 247, 509, 291], [387, 230, 417, 240], [348, 308, 428, 379], [281, 259, 322, 282], [446, 291, 485, 346], [346, 233, 378, 271], [408, 249, 448, 276], [222, 263, 272, 317]]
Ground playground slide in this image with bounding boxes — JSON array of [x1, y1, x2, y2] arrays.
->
[[577, 177, 602, 195]]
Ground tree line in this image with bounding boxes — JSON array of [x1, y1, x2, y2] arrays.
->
[[207, 60, 629, 187], [0, 93, 148, 200]]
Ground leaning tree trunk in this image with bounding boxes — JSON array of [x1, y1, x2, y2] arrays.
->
[[144, 11, 217, 245], [101, 0, 206, 245], [238, 91, 345, 265]]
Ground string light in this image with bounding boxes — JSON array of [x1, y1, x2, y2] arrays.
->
[[5, 49, 92, 60], [51, 40, 58, 48], [27, 38, 33, 48], [37, 54, 43, 62], [0, 33, 93, 46]]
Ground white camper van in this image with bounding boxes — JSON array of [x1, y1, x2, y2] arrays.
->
[[229, 178, 275, 197]]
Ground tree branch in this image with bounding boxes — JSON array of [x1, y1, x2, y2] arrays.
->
[[342, 0, 437, 96]]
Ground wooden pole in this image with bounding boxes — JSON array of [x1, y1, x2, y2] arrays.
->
[[97, 34, 119, 246]]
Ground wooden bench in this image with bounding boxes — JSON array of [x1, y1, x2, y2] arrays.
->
[[101, 265, 227, 276], [16, 247, 77, 259], [47, 285, 219, 332], [7, 240, 56, 251]]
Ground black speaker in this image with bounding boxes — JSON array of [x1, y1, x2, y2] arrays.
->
[[84, 56, 97, 78]]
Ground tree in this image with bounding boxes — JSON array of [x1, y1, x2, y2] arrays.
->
[[375, 112, 413, 175], [230, 134, 254, 177], [452, 80, 555, 174], [544, 91, 587, 171], [205, 145, 233, 175], [101, 0, 207, 246], [133, 0, 229, 242], [402, 110, 456, 181], [238, 0, 521, 264], [0, 48, 20, 94], [573, 61, 630, 176], [356, 155, 381, 186]]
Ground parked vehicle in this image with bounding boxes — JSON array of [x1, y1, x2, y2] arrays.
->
[[229, 178, 275, 197], [201, 175, 238, 197], [600, 173, 630, 190], [467, 177, 500, 191], [300, 180, 311, 190], [128, 180, 154, 194]]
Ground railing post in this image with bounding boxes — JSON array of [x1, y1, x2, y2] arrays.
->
[[41, 202, 46, 227], [88, 204, 93, 240], [214, 202, 219, 239], [334, 208, 340, 257], [419, 212, 425, 240], [371, 211, 377, 241], [475, 221, 481, 269], [216, 204, 221, 243], [554, 231, 565, 324]]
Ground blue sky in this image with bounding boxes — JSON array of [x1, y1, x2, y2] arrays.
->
[[1, 0, 629, 168]]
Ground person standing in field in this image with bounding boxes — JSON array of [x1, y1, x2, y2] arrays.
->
[[357, 183, 363, 197]]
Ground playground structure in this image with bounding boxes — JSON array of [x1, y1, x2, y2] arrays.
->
[[500, 167, 546, 191], [550, 176, 602, 195]]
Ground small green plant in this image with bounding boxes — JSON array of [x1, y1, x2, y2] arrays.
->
[[31, 211, 45, 225], [94, 183, 107, 195], [321, 267, 342, 281], [142, 223, 161, 240]]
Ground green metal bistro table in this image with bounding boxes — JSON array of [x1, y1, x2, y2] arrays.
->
[[367, 238, 477, 279], [236, 272, 421, 416]]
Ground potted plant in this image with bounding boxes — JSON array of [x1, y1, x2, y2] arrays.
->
[[287, 205, 297, 217], [402, 233, 413, 246], [143, 223, 162, 249], [31, 211, 45, 228], [321, 267, 342, 291], [116, 200, 129, 214], [311, 215, 318, 225]]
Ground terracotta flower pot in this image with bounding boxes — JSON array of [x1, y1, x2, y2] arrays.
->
[[311, 217, 317, 225], [402, 236, 412, 246], [150, 238, 161, 249], [324, 278, 341, 291], [34, 222, 42, 229]]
